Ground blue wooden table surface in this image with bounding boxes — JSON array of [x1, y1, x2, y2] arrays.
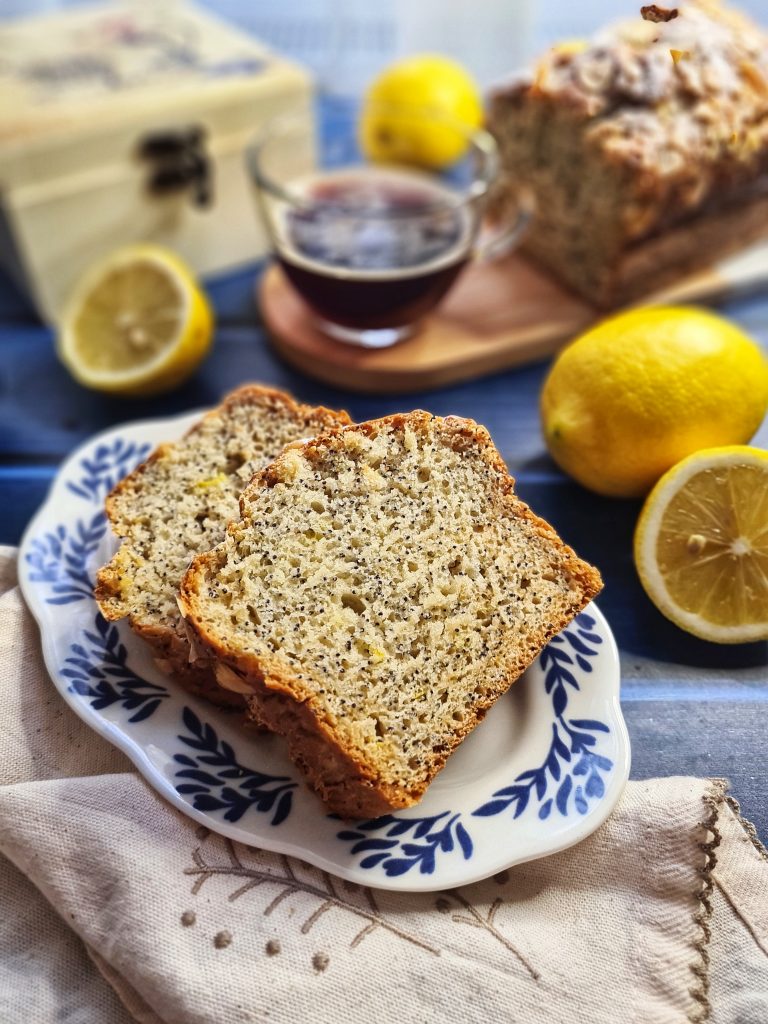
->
[[0, 28, 766, 843]]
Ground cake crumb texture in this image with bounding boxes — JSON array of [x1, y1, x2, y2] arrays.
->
[[95, 384, 349, 707], [487, 0, 768, 306], [181, 412, 602, 816]]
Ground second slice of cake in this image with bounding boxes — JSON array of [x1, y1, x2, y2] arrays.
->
[[180, 412, 602, 818], [95, 384, 349, 709]]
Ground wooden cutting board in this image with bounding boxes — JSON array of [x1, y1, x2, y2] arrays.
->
[[259, 241, 768, 394]]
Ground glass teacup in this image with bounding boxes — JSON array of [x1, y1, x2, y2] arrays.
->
[[249, 105, 529, 349]]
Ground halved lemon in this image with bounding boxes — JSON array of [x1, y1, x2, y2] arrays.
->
[[58, 245, 213, 396], [634, 446, 768, 643]]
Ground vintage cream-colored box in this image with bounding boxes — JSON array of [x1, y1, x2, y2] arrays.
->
[[0, 2, 314, 322]]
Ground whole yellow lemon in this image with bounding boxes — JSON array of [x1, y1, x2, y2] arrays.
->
[[360, 55, 483, 170], [540, 306, 768, 498]]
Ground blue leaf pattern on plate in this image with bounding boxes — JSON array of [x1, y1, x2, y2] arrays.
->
[[63, 612, 169, 723], [473, 614, 612, 821], [25, 511, 108, 604], [174, 707, 298, 826], [337, 811, 473, 877], [26, 436, 149, 605], [66, 439, 151, 503]]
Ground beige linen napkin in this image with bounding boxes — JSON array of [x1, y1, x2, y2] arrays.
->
[[0, 545, 766, 1024]]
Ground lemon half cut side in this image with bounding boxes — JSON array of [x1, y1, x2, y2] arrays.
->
[[58, 245, 213, 397], [634, 446, 768, 643]]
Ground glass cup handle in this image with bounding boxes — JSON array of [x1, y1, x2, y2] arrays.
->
[[473, 188, 534, 263]]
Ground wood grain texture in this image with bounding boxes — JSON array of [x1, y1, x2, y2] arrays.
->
[[259, 250, 759, 394]]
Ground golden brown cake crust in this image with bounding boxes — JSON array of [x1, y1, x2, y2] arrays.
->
[[95, 384, 350, 710], [179, 412, 603, 818], [487, 0, 768, 306]]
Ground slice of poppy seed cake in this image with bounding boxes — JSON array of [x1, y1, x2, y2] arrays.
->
[[95, 385, 350, 708], [179, 412, 602, 816]]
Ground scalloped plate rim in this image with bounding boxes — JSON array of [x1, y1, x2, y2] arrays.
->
[[18, 410, 631, 892]]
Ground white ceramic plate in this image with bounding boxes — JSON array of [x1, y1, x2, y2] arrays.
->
[[18, 411, 630, 892]]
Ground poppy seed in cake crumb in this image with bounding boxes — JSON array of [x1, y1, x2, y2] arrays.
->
[[93, 386, 349, 709], [181, 412, 602, 819]]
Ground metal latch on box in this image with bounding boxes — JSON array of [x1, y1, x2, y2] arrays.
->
[[137, 125, 213, 208]]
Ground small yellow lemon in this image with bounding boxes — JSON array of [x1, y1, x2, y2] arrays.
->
[[540, 306, 768, 498], [58, 244, 213, 397], [634, 445, 768, 643], [360, 54, 483, 170]]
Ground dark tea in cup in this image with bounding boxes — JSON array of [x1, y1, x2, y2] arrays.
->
[[276, 168, 472, 342], [250, 106, 527, 348]]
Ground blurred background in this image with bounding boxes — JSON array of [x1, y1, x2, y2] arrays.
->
[[2, 0, 765, 92]]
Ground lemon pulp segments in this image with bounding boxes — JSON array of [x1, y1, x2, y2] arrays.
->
[[635, 447, 768, 642], [58, 244, 213, 396], [69, 261, 185, 372], [656, 462, 768, 628]]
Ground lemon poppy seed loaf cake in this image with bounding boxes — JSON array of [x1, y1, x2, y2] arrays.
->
[[179, 412, 602, 817], [95, 385, 350, 708], [487, 0, 768, 307]]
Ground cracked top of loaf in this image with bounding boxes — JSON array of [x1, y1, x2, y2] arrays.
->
[[491, 0, 768, 178]]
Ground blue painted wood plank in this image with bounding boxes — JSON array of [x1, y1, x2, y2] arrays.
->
[[0, 319, 550, 464], [624, 700, 768, 842], [0, 467, 55, 545], [622, 680, 768, 702], [2, 287, 766, 459]]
